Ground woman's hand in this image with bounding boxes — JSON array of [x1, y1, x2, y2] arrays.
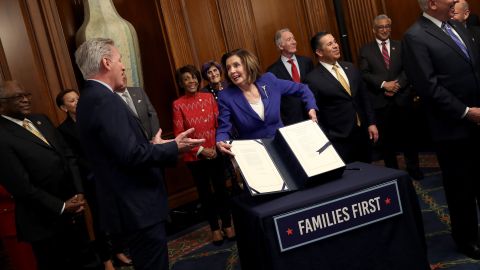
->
[[308, 109, 318, 123], [216, 141, 234, 156], [201, 147, 217, 159]]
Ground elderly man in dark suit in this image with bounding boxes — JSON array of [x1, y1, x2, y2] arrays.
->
[[359, 14, 423, 179], [403, 0, 480, 259], [115, 78, 159, 140], [74, 38, 204, 270], [0, 80, 86, 270], [453, 0, 480, 52], [267, 28, 314, 125], [305, 32, 378, 164]]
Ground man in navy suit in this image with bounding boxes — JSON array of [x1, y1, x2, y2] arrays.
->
[[0, 80, 87, 270], [403, 0, 480, 259], [267, 28, 314, 125], [359, 14, 423, 179], [305, 32, 378, 164], [74, 38, 204, 270]]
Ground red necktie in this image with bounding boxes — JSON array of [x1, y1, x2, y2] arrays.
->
[[287, 58, 301, 82], [381, 41, 390, 69]]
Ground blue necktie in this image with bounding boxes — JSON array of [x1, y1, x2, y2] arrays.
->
[[442, 22, 470, 59]]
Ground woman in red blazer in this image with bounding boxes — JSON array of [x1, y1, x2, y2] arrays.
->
[[172, 65, 235, 245]]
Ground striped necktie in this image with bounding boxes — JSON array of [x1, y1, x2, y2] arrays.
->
[[381, 41, 390, 69]]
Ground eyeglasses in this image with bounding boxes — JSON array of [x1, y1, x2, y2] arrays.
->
[[375, 25, 391, 30], [0, 92, 32, 102]]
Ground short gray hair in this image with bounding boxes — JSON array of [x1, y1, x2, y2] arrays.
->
[[274, 28, 291, 48], [374, 14, 391, 26], [418, 0, 429, 12], [459, 1, 469, 11], [75, 38, 114, 79]]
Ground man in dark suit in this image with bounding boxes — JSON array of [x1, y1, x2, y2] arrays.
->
[[359, 14, 423, 179], [453, 0, 480, 52], [305, 32, 378, 163], [115, 78, 160, 140], [0, 80, 87, 269], [266, 28, 314, 125], [403, 0, 480, 259], [74, 38, 204, 270]]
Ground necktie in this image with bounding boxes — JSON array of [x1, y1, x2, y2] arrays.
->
[[381, 41, 390, 69], [332, 65, 351, 95], [287, 58, 301, 83], [121, 91, 138, 116], [442, 22, 470, 59], [23, 119, 50, 145], [332, 65, 361, 126]]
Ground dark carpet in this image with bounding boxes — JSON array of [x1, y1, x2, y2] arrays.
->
[[167, 156, 480, 270]]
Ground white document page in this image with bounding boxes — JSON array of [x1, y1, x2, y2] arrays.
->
[[231, 140, 287, 194], [279, 120, 345, 177]]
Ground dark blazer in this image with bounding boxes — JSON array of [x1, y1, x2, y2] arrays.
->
[[266, 55, 314, 125], [216, 72, 318, 141], [403, 17, 480, 142], [127, 86, 160, 139], [58, 115, 91, 181], [76, 80, 178, 234], [0, 114, 83, 242], [359, 40, 412, 109], [305, 61, 375, 139]]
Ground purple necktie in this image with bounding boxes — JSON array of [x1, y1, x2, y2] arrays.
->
[[442, 22, 470, 59]]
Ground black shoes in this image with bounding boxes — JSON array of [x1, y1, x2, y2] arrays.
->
[[407, 167, 424, 180], [458, 243, 480, 260]]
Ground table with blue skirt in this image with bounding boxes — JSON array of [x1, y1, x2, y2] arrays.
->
[[231, 162, 430, 270]]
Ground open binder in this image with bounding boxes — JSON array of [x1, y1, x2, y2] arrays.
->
[[230, 120, 345, 196]]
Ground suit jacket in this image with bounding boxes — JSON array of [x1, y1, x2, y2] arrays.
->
[[216, 72, 318, 141], [0, 114, 83, 242], [403, 17, 480, 142], [77, 80, 178, 234], [305, 61, 376, 139], [358, 40, 412, 109], [127, 87, 160, 139], [266, 55, 314, 125], [58, 115, 92, 181]]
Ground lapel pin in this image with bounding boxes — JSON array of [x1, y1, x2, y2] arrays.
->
[[261, 85, 268, 98], [392, 47, 396, 51], [36, 121, 42, 125], [137, 100, 142, 103]]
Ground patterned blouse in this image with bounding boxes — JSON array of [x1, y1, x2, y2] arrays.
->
[[172, 92, 218, 162]]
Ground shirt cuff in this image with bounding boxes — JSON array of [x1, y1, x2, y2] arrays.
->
[[461, 107, 469, 118], [60, 202, 65, 214], [196, 146, 204, 156], [380, 81, 386, 89]]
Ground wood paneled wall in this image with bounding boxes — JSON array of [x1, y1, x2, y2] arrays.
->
[[159, 0, 340, 72], [3, 0, 478, 208], [0, 0, 77, 124], [343, 0, 382, 62]]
